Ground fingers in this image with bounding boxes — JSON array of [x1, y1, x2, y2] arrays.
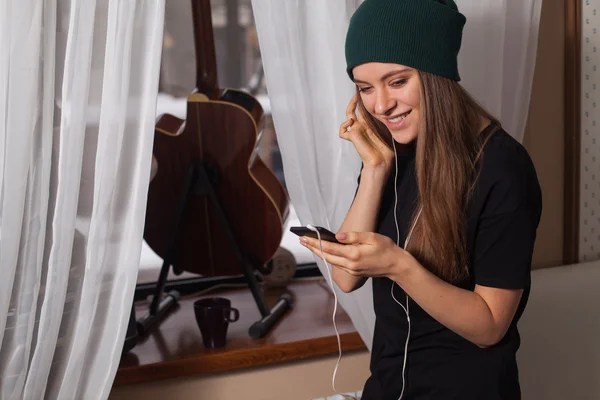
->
[[356, 100, 368, 122], [339, 118, 355, 140], [301, 240, 359, 272], [336, 231, 372, 245], [306, 244, 352, 268], [301, 236, 345, 256], [346, 93, 358, 121], [338, 118, 371, 148], [336, 231, 358, 244], [351, 109, 381, 145], [341, 97, 378, 143]]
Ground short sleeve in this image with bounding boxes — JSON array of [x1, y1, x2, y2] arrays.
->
[[472, 160, 542, 289]]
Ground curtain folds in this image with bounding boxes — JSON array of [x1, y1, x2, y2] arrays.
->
[[0, 1, 165, 398]]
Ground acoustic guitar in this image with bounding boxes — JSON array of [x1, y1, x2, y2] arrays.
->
[[144, 0, 289, 278]]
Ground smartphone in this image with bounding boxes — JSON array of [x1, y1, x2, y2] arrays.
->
[[289, 226, 341, 244]]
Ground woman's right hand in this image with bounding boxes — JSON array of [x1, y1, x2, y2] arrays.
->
[[339, 94, 394, 174]]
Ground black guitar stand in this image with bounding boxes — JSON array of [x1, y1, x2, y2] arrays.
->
[[137, 160, 293, 339]]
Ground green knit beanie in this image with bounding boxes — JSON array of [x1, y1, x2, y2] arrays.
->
[[345, 0, 467, 81]]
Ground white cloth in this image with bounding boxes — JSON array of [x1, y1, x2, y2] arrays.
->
[[251, 0, 542, 349], [0, 1, 165, 399]]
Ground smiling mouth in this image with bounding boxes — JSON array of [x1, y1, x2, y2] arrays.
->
[[384, 110, 412, 123]]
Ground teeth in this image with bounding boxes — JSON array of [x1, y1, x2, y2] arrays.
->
[[389, 112, 409, 123]]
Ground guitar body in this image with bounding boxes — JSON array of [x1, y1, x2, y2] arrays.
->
[[142, 0, 293, 340], [145, 90, 289, 275], [145, 0, 289, 276]]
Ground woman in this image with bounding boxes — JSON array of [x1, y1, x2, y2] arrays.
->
[[299, 0, 542, 399]]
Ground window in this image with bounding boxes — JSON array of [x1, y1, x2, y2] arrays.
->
[[139, 0, 313, 285], [159, 0, 285, 187]]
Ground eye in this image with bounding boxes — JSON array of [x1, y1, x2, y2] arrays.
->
[[357, 86, 373, 94], [391, 79, 407, 87]]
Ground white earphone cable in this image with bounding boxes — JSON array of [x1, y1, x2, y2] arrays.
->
[[391, 139, 409, 400], [310, 226, 356, 400], [311, 137, 419, 400], [390, 138, 423, 400]]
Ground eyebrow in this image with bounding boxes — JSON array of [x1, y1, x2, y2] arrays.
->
[[353, 68, 412, 84]]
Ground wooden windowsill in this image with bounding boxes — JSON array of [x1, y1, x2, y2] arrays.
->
[[115, 278, 366, 386]]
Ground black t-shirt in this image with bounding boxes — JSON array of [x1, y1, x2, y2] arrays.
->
[[360, 123, 543, 400]]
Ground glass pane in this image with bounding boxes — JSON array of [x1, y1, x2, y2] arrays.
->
[[159, 0, 285, 189]]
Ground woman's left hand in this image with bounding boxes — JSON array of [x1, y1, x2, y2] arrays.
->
[[300, 231, 414, 279]]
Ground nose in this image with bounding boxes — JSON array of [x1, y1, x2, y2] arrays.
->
[[374, 90, 395, 116]]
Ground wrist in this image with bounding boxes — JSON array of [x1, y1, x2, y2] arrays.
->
[[388, 247, 417, 285], [360, 165, 390, 182]]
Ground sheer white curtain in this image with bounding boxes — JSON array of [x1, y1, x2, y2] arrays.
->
[[0, 1, 164, 399], [251, 0, 542, 350]]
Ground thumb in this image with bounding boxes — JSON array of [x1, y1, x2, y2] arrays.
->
[[335, 231, 364, 244]]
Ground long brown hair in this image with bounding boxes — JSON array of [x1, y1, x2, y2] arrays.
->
[[357, 71, 499, 284]]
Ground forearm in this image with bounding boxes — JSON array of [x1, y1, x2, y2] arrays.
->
[[338, 167, 388, 232], [333, 167, 388, 292], [391, 259, 510, 347]]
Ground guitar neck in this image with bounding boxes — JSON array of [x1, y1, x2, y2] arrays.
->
[[191, 0, 219, 96]]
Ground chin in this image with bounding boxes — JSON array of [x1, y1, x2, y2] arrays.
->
[[390, 129, 418, 145]]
